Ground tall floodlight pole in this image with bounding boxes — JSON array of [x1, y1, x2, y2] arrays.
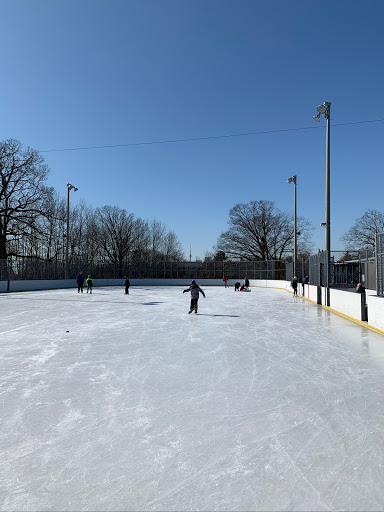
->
[[288, 175, 297, 278], [65, 183, 78, 279], [313, 102, 331, 293]]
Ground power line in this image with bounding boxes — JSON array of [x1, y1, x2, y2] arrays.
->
[[40, 118, 384, 153]]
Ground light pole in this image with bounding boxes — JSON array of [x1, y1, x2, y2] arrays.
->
[[65, 183, 78, 279], [288, 175, 297, 278], [313, 101, 331, 293]]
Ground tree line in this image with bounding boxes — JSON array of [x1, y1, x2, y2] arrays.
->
[[0, 139, 184, 265], [1, 138, 383, 267]]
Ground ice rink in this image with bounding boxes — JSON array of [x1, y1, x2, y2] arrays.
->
[[2, 285, 384, 511]]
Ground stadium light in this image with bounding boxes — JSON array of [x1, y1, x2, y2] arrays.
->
[[287, 175, 297, 278], [65, 183, 78, 280], [313, 101, 331, 298]]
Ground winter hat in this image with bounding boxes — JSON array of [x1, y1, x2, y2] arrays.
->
[[191, 280, 196, 285]]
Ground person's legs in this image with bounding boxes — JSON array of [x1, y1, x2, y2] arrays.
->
[[189, 298, 198, 313]]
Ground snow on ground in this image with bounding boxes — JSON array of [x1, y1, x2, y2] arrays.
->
[[2, 285, 384, 511]]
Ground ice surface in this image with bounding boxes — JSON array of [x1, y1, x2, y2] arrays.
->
[[2, 285, 384, 511]]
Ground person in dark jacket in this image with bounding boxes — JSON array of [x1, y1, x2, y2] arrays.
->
[[234, 282, 241, 291], [76, 271, 85, 293], [356, 282, 365, 293], [124, 277, 130, 295], [183, 280, 206, 314], [244, 277, 249, 290], [291, 276, 298, 296]]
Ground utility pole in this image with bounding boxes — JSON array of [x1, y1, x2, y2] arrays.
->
[[65, 183, 78, 279], [288, 175, 297, 278], [313, 101, 331, 303]]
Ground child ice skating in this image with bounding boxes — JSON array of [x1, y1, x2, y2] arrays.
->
[[183, 280, 206, 314], [86, 275, 93, 294], [234, 282, 240, 291]]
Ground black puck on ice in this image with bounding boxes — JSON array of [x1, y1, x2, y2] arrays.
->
[[66, 330, 69, 333]]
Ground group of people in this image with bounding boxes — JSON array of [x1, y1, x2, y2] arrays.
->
[[223, 276, 250, 291], [291, 275, 309, 296], [76, 272, 132, 295], [234, 277, 250, 291], [76, 271, 93, 294], [183, 276, 250, 314], [74, 272, 252, 315]]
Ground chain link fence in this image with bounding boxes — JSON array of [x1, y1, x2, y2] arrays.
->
[[308, 249, 376, 289], [0, 258, 286, 282], [376, 233, 384, 297]]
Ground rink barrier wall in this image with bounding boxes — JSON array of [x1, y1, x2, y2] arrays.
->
[[2, 278, 384, 336], [251, 280, 384, 336], [0, 278, 239, 293]]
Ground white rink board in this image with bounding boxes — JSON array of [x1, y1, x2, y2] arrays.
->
[[2, 286, 384, 511]]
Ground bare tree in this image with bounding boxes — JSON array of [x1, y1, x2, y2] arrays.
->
[[341, 209, 384, 250], [0, 139, 50, 259], [161, 230, 184, 261], [148, 219, 168, 262], [35, 186, 66, 260], [95, 205, 144, 268], [147, 220, 184, 262], [216, 200, 313, 260]]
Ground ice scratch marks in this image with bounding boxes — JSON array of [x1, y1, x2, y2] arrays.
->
[[30, 341, 59, 366], [273, 441, 332, 511]]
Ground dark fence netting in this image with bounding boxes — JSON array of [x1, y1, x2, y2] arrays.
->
[[308, 249, 376, 290], [376, 233, 384, 296], [0, 258, 287, 282], [1, 248, 378, 291]]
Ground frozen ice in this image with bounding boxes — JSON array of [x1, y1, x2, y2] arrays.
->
[[2, 285, 384, 511]]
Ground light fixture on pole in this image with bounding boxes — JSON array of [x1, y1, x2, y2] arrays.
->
[[313, 101, 331, 297], [65, 183, 78, 280], [287, 175, 297, 279]]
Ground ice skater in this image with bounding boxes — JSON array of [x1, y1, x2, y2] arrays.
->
[[244, 277, 249, 290], [223, 276, 229, 288], [291, 276, 298, 296], [86, 275, 93, 294], [183, 280, 206, 314], [124, 276, 130, 295], [76, 271, 85, 293], [234, 282, 240, 291]]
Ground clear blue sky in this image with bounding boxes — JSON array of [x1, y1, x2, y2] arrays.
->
[[1, 0, 383, 260]]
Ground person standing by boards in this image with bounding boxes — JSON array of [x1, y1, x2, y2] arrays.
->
[[183, 280, 206, 314], [291, 276, 298, 296], [124, 276, 130, 295], [223, 276, 229, 288]]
